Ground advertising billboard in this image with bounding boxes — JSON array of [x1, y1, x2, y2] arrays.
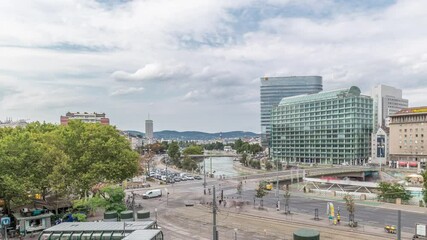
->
[[377, 135, 385, 158]]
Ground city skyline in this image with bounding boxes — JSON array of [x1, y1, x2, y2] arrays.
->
[[1, 1, 427, 132]]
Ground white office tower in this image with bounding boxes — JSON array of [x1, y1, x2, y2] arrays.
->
[[370, 84, 408, 166]]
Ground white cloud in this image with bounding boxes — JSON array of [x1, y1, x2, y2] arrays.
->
[[112, 63, 191, 82], [111, 87, 144, 96], [0, 0, 427, 132]]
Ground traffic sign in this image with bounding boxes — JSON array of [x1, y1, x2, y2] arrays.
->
[[1, 216, 11, 226]]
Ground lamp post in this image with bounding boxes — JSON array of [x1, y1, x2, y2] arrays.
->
[[275, 151, 280, 210], [154, 208, 157, 222]]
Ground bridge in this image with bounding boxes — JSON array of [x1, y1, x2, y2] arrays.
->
[[187, 153, 241, 158], [187, 150, 241, 158], [230, 166, 379, 183]]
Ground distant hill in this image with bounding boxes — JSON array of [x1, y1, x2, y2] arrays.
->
[[123, 130, 258, 140]]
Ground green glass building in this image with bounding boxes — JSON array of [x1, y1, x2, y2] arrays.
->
[[271, 86, 373, 165]]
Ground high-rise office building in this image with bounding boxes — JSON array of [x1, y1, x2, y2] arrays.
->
[[371, 84, 408, 128], [145, 119, 153, 143], [370, 85, 408, 165], [60, 112, 109, 125], [271, 86, 373, 165], [260, 76, 323, 147]]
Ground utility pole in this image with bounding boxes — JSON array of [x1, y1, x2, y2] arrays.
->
[[397, 210, 401, 240], [210, 157, 213, 178], [276, 158, 280, 210], [204, 158, 207, 193], [213, 185, 218, 240]]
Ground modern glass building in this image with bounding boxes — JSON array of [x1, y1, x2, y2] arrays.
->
[[260, 76, 323, 147], [271, 86, 373, 165]]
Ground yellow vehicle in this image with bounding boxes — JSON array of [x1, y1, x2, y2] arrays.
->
[[265, 182, 273, 191], [384, 225, 396, 234], [256, 181, 273, 191]]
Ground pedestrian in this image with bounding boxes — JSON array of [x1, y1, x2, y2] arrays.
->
[[223, 200, 227, 207], [219, 199, 222, 205], [204, 189, 206, 195], [337, 214, 341, 224]]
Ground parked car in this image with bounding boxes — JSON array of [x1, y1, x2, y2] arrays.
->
[[143, 189, 162, 199], [186, 175, 194, 180], [194, 176, 202, 180], [174, 177, 181, 182]]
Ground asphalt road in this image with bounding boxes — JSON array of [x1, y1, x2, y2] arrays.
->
[[229, 189, 426, 233]]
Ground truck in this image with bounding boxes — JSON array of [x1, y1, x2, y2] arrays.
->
[[143, 189, 162, 199]]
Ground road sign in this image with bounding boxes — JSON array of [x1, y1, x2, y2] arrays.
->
[[1, 216, 11, 226], [416, 223, 427, 237]]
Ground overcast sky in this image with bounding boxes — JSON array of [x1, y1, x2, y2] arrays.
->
[[1, 0, 427, 133]]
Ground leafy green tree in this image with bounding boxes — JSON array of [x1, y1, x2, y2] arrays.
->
[[422, 170, 427, 205], [73, 185, 127, 214], [0, 129, 41, 213], [255, 182, 267, 208], [168, 141, 181, 160], [249, 144, 263, 154], [57, 121, 139, 197], [181, 157, 199, 171], [240, 153, 248, 166], [237, 181, 243, 197], [378, 182, 412, 203], [344, 194, 355, 226], [265, 161, 273, 171], [182, 145, 203, 155]]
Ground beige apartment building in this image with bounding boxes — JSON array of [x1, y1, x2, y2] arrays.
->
[[389, 107, 427, 169]]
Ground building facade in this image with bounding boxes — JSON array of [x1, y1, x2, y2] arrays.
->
[[60, 112, 110, 125], [145, 119, 154, 143], [371, 84, 408, 128], [389, 107, 427, 169], [271, 86, 373, 165], [370, 85, 408, 165], [260, 76, 323, 147]]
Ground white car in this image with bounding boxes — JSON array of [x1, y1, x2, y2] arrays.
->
[[186, 175, 194, 180]]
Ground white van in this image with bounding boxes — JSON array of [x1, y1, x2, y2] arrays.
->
[[143, 189, 162, 199]]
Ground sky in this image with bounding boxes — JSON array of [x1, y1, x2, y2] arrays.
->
[[1, 0, 427, 133]]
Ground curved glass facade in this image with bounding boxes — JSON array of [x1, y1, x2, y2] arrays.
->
[[271, 86, 373, 165], [260, 76, 323, 147]]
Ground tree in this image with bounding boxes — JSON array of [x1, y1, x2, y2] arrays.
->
[[181, 157, 198, 171], [422, 170, 427, 205], [265, 161, 273, 171], [284, 188, 291, 214], [378, 182, 412, 203], [0, 121, 140, 213], [57, 121, 139, 197], [237, 181, 243, 197], [240, 153, 248, 166], [343, 194, 355, 226], [249, 144, 263, 155], [73, 185, 127, 215], [182, 145, 203, 155], [255, 182, 268, 208], [168, 141, 181, 163]]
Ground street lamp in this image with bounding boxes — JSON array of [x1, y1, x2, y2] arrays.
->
[[275, 152, 281, 209], [154, 208, 157, 222]]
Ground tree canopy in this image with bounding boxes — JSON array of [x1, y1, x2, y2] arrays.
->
[[182, 145, 203, 155], [377, 182, 412, 202], [233, 139, 263, 154], [0, 121, 139, 212]]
